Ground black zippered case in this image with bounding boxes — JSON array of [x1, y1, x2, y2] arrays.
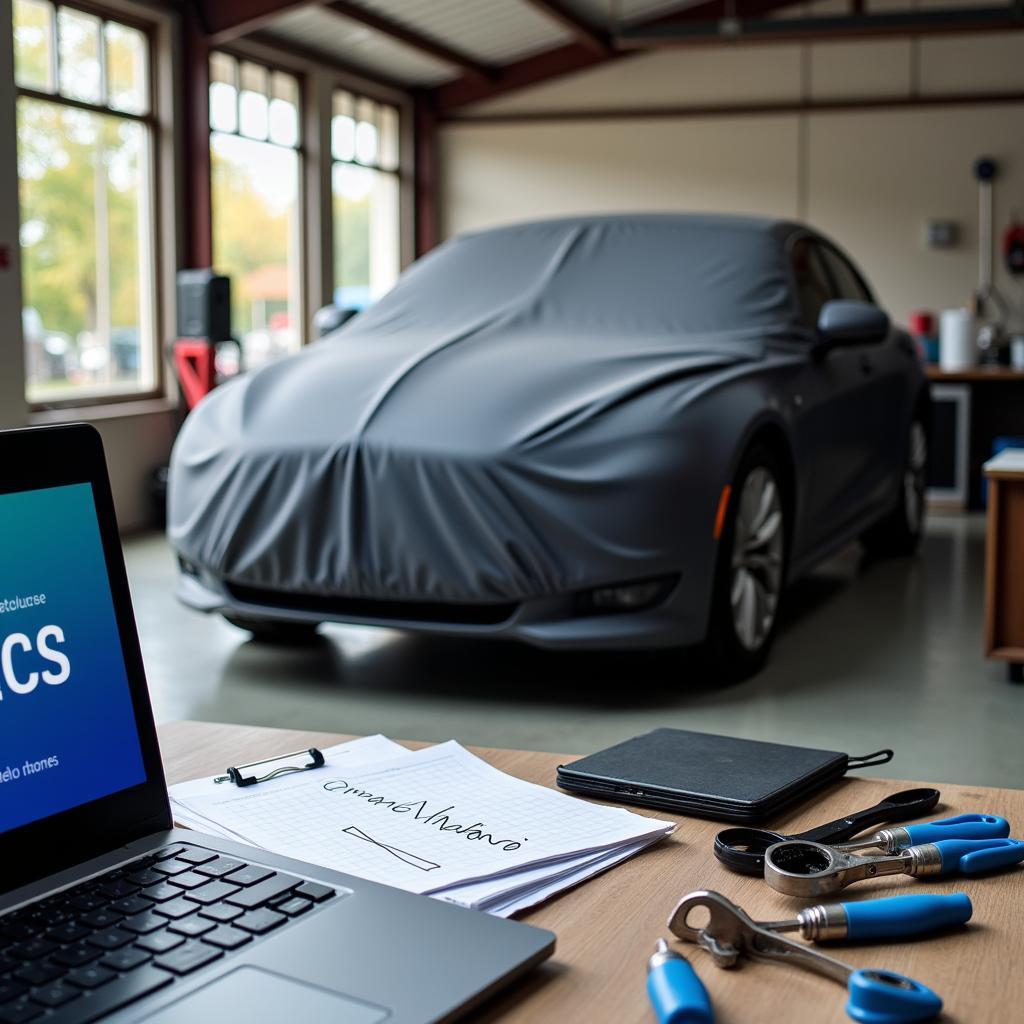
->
[[555, 728, 891, 823]]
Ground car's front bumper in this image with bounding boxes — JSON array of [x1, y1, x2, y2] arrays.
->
[[175, 564, 705, 651]]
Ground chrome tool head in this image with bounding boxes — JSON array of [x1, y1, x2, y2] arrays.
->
[[763, 840, 912, 897], [667, 889, 854, 985]]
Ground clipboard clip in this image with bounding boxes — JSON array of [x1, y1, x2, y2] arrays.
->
[[214, 747, 326, 788]]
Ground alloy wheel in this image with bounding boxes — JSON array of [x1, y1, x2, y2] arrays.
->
[[904, 421, 927, 534], [730, 467, 784, 652]]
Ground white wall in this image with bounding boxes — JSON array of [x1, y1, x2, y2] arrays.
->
[[439, 32, 1024, 329]]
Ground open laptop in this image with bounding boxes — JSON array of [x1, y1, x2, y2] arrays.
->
[[0, 424, 554, 1024]]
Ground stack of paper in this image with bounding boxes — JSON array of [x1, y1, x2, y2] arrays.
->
[[170, 735, 674, 917]]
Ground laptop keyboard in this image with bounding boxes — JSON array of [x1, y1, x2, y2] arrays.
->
[[0, 843, 340, 1023]]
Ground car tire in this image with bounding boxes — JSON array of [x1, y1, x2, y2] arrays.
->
[[861, 415, 928, 558], [223, 615, 323, 645], [701, 445, 788, 683]]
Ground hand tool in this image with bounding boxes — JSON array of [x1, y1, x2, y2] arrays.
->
[[764, 836, 1024, 897], [667, 890, 943, 1023], [831, 813, 1009, 853], [755, 893, 972, 942], [713, 788, 941, 876], [646, 938, 714, 1023]]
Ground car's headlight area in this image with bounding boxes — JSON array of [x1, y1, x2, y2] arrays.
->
[[575, 574, 679, 615]]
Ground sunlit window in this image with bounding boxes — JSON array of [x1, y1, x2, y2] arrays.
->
[[332, 90, 400, 311], [210, 52, 302, 372], [13, 0, 157, 405]]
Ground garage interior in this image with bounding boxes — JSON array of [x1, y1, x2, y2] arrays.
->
[[2, 0, 1023, 787], [4, 1, 1024, 1021]]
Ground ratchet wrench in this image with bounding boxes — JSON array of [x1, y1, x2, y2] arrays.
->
[[764, 836, 1024, 897], [668, 890, 944, 1023]]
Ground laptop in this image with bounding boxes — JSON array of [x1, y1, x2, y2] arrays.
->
[[0, 424, 554, 1024]]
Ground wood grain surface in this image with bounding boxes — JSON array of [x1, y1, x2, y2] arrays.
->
[[158, 721, 1024, 1023]]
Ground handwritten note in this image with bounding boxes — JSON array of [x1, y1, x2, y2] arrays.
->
[[176, 740, 674, 897]]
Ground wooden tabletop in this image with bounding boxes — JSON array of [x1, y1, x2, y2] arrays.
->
[[158, 721, 1024, 1024], [925, 365, 1024, 383]]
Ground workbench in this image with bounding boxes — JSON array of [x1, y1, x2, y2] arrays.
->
[[925, 366, 1024, 509], [984, 448, 1024, 682], [159, 721, 1024, 1024]]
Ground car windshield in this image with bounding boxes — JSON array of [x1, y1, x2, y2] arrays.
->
[[349, 216, 799, 342]]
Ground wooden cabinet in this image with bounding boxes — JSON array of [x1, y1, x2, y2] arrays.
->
[[984, 449, 1024, 682]]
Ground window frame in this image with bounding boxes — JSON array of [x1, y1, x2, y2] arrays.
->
[[218, 34, 414, 338], [208, 46, 307, 354], [15, 0, 166, 412], [330, 85, 403, 311]]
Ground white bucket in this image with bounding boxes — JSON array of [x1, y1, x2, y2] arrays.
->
[[939, 308, 976, 371]]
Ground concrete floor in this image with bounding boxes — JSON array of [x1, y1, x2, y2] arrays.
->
[[127, 513, 1022, 790]]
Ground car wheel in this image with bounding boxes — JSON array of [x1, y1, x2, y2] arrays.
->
[[861, 416, 928, 558], [223, 615, 323, 645], [702, 445, 787, 682]]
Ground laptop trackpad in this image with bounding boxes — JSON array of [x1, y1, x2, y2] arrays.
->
[[139, 966, 390, 1023]]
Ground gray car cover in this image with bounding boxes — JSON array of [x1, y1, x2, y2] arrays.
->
[[168, 214, 802, 604]]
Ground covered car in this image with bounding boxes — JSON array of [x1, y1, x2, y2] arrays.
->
[[169, 214, 928, 679]]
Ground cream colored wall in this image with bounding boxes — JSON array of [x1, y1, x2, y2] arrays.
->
[[439, 32, 1024, 329]]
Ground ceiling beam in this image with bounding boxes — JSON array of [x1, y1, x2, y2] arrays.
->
[[431, 0, 800, 113], [323, 0, 495, 81], [517, 0, 612, 54], [198, 0, 320, 45], [615, 4, 1024, 46]]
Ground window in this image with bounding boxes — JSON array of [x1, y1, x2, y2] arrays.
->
[[819, 246, 873, 304], [789, 238, 833, 330], [332, 90, 400, 311], [210, 52, 302, 371], [14, 0, 157, 405]]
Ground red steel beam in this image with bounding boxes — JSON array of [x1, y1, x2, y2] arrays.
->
[[182, 8, 212, 268], [324, 0, 495, 81], [518, 0, 612, 53], [431, 0, 800, 113], [441, 90, 1024, 124]]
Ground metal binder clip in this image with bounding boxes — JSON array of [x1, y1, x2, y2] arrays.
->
[[214, 747, 326, 787]]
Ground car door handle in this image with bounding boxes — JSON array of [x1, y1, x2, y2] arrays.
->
[[860, 355, 875, 375]]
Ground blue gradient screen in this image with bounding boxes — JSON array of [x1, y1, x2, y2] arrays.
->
[[0, 483, 146, 834]]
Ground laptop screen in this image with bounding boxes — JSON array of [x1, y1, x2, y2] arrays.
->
[[0, 481, 147, 835]]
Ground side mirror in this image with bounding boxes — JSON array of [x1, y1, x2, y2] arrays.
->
[[817, 300, 889, 346]]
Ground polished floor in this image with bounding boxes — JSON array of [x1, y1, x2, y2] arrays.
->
[[128, 513, 1022, 789]]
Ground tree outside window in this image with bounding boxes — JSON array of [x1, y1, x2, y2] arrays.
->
[[14, 0, 157, 405], [209, 52, 302, 372]]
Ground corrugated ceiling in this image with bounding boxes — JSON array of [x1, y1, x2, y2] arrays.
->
[[354, 0, 574, 65], [269, 6, 456, 86], [261, 0, 697, 88], [567, 0, 705, 27]]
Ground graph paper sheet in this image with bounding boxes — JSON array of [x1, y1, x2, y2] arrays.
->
[[176, 740, 674, 895], [170, 735, 409, 847]]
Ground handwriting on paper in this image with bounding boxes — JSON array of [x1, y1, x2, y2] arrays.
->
[[324, 778, 527, 851]]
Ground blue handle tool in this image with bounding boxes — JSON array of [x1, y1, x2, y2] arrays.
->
[[846, 969, 943, 1024], [901, 814, 1009, 845], [647, 939, 714, 1023], [935, 837, 1024, 874], [842, 893, 972, 941]]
